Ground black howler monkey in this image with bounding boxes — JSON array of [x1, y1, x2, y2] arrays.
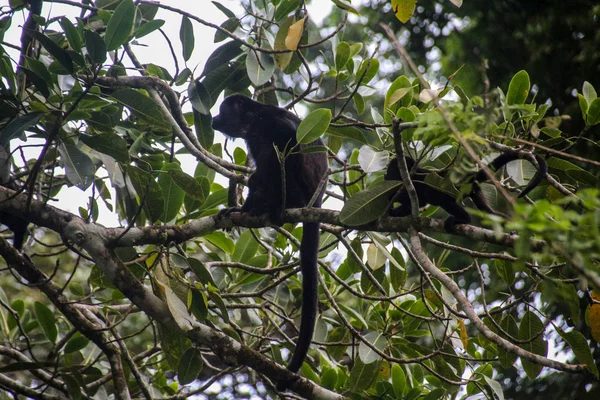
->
[[385, 153, 547, 229], [212, 95, 328, 377]]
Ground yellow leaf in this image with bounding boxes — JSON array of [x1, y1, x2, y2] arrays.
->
[[274, 17, 295, 70], [458, 319, 469, 349], [285, 16, 306, 51], [589, 291, 600, 342], [391, 0, 416, 24]]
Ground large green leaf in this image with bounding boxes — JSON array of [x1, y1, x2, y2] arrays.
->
[[518, 310, 547, 379], [335, 41, 350, 71], [111, 89, 170, 129], [58, 143, 95, 190], [339, 180, 401, 226], [180, 16, 194, 61], [168, 169, 208, 202], [28, 31, 74, 73], [127, 166, 164, 223], [188, 80, 212, 115], [587, 98, 600, 125], [177, 347, 203, 385], [296, 108, 331, 144], [348, 358, 380, 392], [231, 229, 259, 263], [0, 112, 44, 145], [84, 30, 107, 65], [80, 133, 129, 163], [246, 48, 275, 86], [158, 163, 185, 222], [558, 328, 599, 377], [357, 145, 389, 173], [356, 58, 379, 85], [105, 0, 135, 51], [506, 70, 530, 105], [135, 19, 165, 39], [34, 301, 57, 343], [59, 17, 82, 52]]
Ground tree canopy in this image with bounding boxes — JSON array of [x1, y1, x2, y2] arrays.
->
[[0, 1, 599, 399]]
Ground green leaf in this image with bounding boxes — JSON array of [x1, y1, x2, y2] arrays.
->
[[232, 229, 259, 263], [494, 259, 515, 286], [546, 156, 584, 171], [339, 180, 401, 226], [127, 166, 164, 223], [214, 17, 240, 43], [0, 112, 44, 145], [198, 188, 228, 211], [157, 323, 191, 370], [296, 108, 331, 144], [335, 41, 351, 71], [274, 0, 302, 21], [64, 333, 90, 354], [62, 374, 83, 400], [332, 0, 361, 14], [203, 232, 235, 255], [506, 70, 530, 105], [180, 16, 195, 62], [188, 258, 216, 286], [246, 48, 275, 87], [177, 347, 203, 385], [111, 88, 170, 129], [320, 368, 338, 390], [358, 331, 386, 363], [168, 170, 207, 202], [105, 0, 135, 51], [348, 358, 380, 392], [135, 19, 165, 39], [58, 143, 95, 190], [357, 145, 389, 173], [518, 310, 547, 379], [384, 75, 413, 121], [498, 315, 518, 368], [27, 30, 74, 73], [188, 80, 212, 115], [200, 40, 243, 78], [356, 58, 379, 85], [34, 301, 57, 343], [586, 98, 600, 125], [483, 376, 505, 400], [84, 29, 107, 65], [582, 81, 597, 104], [59, 17, 82, 52], [578, 94, 588, 121], [353, 93, 365, 114], [559, 329, 599, 377], [80, 133, 129, 163], [391, 363, 406, 398], [212, 1, 236, 18], [158, 163, 185, 222]]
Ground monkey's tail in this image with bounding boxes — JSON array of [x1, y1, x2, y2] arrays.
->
[[286, 221, 320, 374], [517, 154, 547, 198], [474, 153, 548, 199]]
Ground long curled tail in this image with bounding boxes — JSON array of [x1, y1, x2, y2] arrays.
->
[[286, 221, 320, 374], [471, 152, 548, 208]]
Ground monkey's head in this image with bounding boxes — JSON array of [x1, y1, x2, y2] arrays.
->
[[212, 95, 260, 139]]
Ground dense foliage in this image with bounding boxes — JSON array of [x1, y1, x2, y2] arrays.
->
[[0, 1, 598, 399]]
